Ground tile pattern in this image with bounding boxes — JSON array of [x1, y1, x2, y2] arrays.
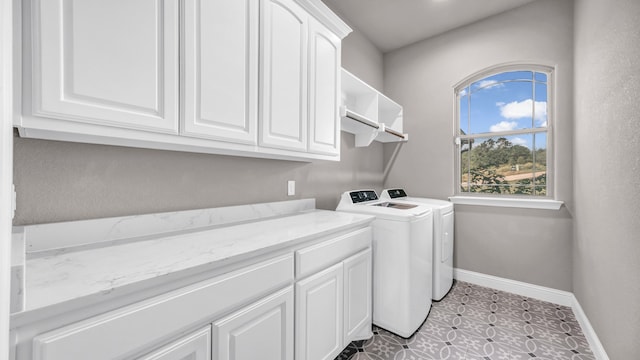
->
[[336, 281, 594, 360]]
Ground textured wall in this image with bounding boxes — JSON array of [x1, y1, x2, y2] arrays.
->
[[573, 0, 640, 357], [323, 0, 384, 90], [13, 24, 386, 225], [383, 0, 574, 290], [340, 29, 384, 91]]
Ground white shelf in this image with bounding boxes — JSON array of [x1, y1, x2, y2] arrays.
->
[[377, 93, 403, 134], [340, 69, 407, 147], [377, 124, 408, 143], [341, 108, 378, 129]]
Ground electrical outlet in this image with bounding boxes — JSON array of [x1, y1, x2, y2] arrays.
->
[[287, 180, 295, 196]]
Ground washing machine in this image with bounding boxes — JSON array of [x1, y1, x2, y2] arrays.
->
[[381, 188, 454, 301], [336, 190, 433, 338]]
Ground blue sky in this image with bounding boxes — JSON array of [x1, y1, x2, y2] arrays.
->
[[459, 71, 548, 149]]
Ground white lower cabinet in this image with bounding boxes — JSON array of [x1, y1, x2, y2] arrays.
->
[[23, 229, 372, 360], [343, 249, 373, 344], [213, 287, 294, 360], [31, 255, 294, 360], [295, 229, 373, 360], [296, 263, 344, 360], [139, 326, 212, 360]]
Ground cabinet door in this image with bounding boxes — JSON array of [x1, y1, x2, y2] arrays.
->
[[213, 287, 294, 360], [259, 0, 308, 152], [182, 0, 258, 144], [138, 326, 211, 360], [343, 249, 373, 344], [296, 263, 343, 360], [31, 0, 179, 133], [308, 19, 341, 156]]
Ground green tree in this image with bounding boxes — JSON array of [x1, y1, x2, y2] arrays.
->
[[535, 148, 547, 166], [468, 167, 507, 194], [509, 145, 531, 165]]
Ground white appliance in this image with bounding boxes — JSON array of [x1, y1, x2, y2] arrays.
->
[[336, 190, 433, 338], [381, 188, 454, 301]]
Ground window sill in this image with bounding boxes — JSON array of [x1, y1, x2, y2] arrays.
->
[[448, 196, 564, 210]]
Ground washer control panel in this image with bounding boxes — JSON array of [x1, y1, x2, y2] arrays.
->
[[349, 190, 379, 203]]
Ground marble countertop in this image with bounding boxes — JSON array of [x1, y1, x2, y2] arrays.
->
[[21, 209, 373, 313]]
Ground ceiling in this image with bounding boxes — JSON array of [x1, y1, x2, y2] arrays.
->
[[322, 0, 538, 53]]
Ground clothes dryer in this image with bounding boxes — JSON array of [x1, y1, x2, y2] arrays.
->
[[336, 190, 433, 337], [381, 189, 454, 301]]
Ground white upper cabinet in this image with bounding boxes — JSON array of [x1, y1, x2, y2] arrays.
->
[[20, 0, 351, 161], [29, 0, 179, 133], [181, 0, 258, 144], [259, 0, 309, 152], [308, 19, 341, 156]]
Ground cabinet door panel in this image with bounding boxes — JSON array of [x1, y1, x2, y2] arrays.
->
[[213, 287, 294, 360], [32, 0, 179, 133], [139, 326, 211, 360], [182, 0, 258, 144], [296, 263, 343, 360], [260, 0, 308, 151], [343, 249, 372, 343], [308, 19, 340, 156]]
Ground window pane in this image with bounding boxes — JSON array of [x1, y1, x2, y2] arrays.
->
[[535, 72, 547, 83], [534, 83, 548, 128], [469, 80, 534, 133], [460, 134, 549, 195], [472, 71, 533, 89], [468, 82, 505, 134], [459, 92, 469, 134], [533, 132, 548, 196]]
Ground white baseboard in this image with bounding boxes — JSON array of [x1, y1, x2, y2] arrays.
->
[[453, 268, 573, 306], [570, 294, 610, 360], [454, 268, 609, 360]]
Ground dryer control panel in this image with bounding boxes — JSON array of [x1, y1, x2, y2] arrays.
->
[[386, 189, 407, 199], [349, 190, 378, 203]]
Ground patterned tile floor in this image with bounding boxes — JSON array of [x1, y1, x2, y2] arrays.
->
[[336, 281, 594, 360]]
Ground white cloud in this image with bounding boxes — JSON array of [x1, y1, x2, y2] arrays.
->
[[498, 99, 547, 124], [511, 137, 528, 146], [490, 121, 518, 132], [475, 80, 504, 90], [459, 88, 468, 96]]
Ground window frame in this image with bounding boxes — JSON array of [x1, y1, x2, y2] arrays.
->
[[452, 64, 556, 200]]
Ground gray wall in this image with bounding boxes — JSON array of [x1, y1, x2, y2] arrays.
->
[[340, 29, 384, 91], [383, 0, 574, 291], [573, 0, 640, 357], [323, 0, 384, 91], [13, 26, 386, 225]]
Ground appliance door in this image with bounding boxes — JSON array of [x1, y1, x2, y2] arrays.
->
[[441, 210, 454, 262], [407, 212, 433, 334]]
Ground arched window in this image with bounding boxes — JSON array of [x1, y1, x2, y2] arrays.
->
[[455, 65, 553, 197]]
